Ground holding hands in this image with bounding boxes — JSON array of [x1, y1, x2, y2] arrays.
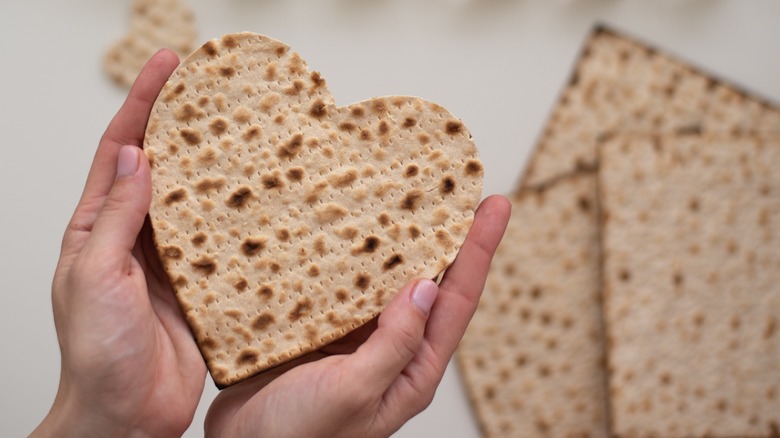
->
[[32, 50, 510, 438]]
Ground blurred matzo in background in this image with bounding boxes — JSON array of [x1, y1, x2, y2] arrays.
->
[[458, 25, 780, 438]]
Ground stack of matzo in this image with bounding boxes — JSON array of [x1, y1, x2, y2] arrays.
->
[[145, 33, 483, 387], [458, 25, 780, 438]]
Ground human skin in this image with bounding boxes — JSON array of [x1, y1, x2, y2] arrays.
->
[[32, 49, 511, 438]]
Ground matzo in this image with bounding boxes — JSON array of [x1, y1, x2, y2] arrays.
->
[[104, 0, 197, 87], [458, 173, 609, 438], [144, 33, 483, 387], [523, 25, 780, 188], [459, 24, 780, 437], [599, 132, 780, 437]]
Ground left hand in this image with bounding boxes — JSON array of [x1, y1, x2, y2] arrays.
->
[[204, 195, 511, 438], [31, 49, 207, 437]]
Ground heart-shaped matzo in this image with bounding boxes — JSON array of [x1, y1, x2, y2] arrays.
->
[[144, 32, 483, 387], [104, 0, 197, 87]]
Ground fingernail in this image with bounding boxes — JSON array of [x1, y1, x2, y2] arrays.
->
[[411, 279, 438, 315], [116, 146, 140, 178]]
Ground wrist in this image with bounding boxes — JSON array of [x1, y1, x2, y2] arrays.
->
[[31, 383, 152, 438]]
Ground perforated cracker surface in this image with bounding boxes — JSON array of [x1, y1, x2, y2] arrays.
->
[[458, 174, 609, 438], [523, 26, 780, 188], [144, 33, 483, 387], [600, 132, 780, 437]]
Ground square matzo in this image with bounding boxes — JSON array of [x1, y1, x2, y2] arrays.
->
[[458, 172, 609, 438], [599, 132, 780, 437]]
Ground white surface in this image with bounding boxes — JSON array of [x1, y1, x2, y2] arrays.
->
[[1, 1, 779, 436]]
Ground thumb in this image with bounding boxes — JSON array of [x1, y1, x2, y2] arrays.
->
[[350, 279, 439, 392], [86, 145, 151, 257]]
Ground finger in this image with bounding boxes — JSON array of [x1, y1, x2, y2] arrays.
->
[[61, 50, 178, 266], [82, 145, 152, 264], [374, 196, 510, 421], [84, 49, 180, 203], [427, 195, 511, 357], [63, 50, 179, 254], [348, 279, 439, 393]]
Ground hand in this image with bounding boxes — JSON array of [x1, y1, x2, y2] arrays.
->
[[204, 195, 511, 438], [32, 50, 207, 437]]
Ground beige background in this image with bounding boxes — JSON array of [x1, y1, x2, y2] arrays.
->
[[1, 1, 779, 436]]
